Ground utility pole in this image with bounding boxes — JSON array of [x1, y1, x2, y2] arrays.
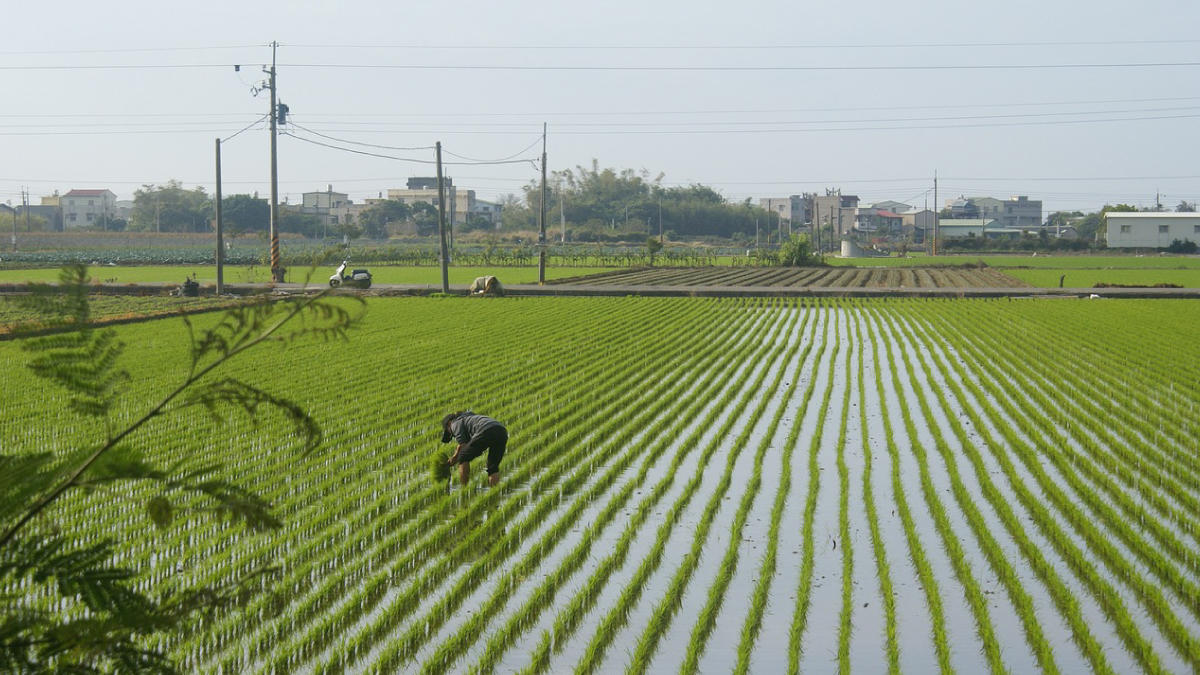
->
[[658, 196, 663, 244], [538, 123, 547, 284], [558, 180, 566, 243], [265, 42, 284, 283], [215, 138, 224, 295], [932, 171, 939, 256], [436, 142, 449, 294], [21, 189, 29, 233]]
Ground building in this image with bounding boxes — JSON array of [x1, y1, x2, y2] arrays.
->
[[473, 199, 503, 226], [951, 196, 1043, 230], [61, 189, 116, 229], [915, 219, 1022, 243], [799, 191, 859, 239], [872, 200, 913, 214], [387, 177, 477, 227], [301, 186, 352, 232], [901, 209, 936, 239], [855, 207, 904, 236], [1105, 212, 1200, 248]]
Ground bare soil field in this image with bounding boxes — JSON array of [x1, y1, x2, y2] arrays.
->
[[550, 265, 1030, 288]]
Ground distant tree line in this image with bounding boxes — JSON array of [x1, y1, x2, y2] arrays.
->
[[500, 160, 784, 242]]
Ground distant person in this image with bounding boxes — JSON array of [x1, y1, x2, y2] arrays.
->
[[441, 411, 508, 487], [469, 275, 504, 296]]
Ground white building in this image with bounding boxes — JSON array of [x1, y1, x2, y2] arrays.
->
[[62, 189, 116, 229], [1105, 212, 1200, 248]]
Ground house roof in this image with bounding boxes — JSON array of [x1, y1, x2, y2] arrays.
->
[[64, 189, 114, 197], [876, 210, 902, 218], [1104, 212, 1199, 219]]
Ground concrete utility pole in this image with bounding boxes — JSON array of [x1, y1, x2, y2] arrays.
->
[[933, 171, 939, 256], [437, 142, 450, 294], [538, 123, 547, 284], [215, 138, 224, 295], [266, 42, 284, 283]]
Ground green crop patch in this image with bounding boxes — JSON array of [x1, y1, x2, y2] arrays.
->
[[3, 295, 1199, 673]]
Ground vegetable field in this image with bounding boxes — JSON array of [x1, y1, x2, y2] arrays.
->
[[3, 296, 1200, 674]]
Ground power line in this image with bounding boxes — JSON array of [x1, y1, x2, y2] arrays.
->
[[287, 121, 435, 152], [278, 61, 1200, 73], [4, 60, 1200, 72], [286, 39, 1200, 50], [284, 125, 541, 166]]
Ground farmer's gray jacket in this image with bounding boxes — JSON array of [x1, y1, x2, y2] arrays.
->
[[449, 412, 503, 444]]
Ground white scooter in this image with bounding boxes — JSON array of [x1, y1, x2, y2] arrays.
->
[[329, 260, 372, 289]]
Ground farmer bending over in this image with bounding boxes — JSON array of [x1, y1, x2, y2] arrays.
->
[[469, 275, 504, 296], [441, 411, 508, 487]]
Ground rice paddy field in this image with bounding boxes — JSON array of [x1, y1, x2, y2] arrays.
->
[[3, 295, 1200, 674]]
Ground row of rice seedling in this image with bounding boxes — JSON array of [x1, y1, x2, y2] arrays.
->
[[623, 304, 816, 674], [933, 303, 1200, 670], [199, 298, 655, 670], [459, 306, 799, 675], [8, 295, 1200, 672], [904, 299, 1191, 672], [563, 304, 805, 675], [786, 310, 844, 674], [499, 306, 800, 673], [851, 307, 901, 674], [877, 305, 1066, 674], [862, 311, 954, 673], [894, 302, 1124, 674], [259, 299, 739, 672], [395, 303, 799, 674], [329, 301, 779, 674]]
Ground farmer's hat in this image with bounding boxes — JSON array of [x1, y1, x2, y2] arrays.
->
[[440, 413, 459, 443]]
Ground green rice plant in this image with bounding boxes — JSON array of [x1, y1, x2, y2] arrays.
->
[[360, 300, 786, 674], [788, 304, 842, 675], [836, 316, 855, 674], [850, 310, 900, 675], [729, 309, 828, 675], [912, 300, 1193, 671], [880, 304, 1064, 674], [568, 306, 804, 675], [625, 304, 813, 674], [862, 313, 954, 675], [899, 301, 1119, 674], [870, 307, 1010, 674], [431, 452, 453, 483]]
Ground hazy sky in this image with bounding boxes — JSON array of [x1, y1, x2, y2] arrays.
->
[[3, 0, 1198, 217]]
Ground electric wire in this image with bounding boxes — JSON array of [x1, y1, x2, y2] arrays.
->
[[281, 129, 539, 167], [286, 121, 435, 152], [221, 114, 269, 144], [3, 60, 1200, 72]]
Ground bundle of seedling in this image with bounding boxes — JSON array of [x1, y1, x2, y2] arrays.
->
[[431, 453, 453, 483]]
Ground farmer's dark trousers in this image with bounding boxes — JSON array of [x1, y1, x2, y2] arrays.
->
[[458, 425, 507, 476]]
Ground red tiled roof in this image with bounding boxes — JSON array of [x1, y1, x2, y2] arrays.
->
[[877, 210, 901, 218]]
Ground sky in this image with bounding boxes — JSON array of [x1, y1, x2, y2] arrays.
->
[[3, 0, 1198, 218]]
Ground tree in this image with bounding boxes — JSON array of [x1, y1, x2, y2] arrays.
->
[[1045, 211, 1083, 229], [645, 237, 663, 266], [279, 211, 322, 238], [0, 265, 363, 673], [358, 200, 410, 238], [776, 234, 823, 267], [221, 194, 270, 235], [1075, 204, 1138, 241], [131, 181, 213, 233], [409, 202, 439, 237], [1177, 200, 1197, 213]]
